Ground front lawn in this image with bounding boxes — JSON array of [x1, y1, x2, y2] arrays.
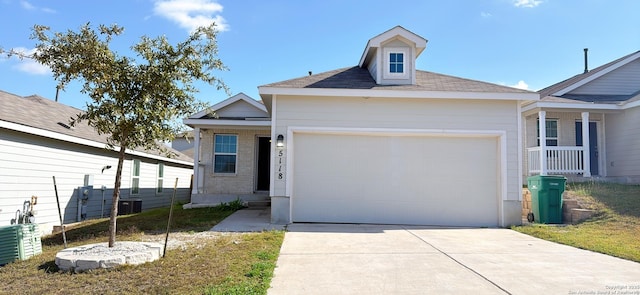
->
[[0, 204, 285, 295], [513, 182, 640, 262]]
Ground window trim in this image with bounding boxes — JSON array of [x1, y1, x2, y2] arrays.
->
[[131, 159, 141, 195], [383, 47, 409, 79], [213, 134, 238, 174], [156, 163, 164, 194], [537, 118, 559, 146]]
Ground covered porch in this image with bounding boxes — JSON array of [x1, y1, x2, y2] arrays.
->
[[522, 106, 614, 178]]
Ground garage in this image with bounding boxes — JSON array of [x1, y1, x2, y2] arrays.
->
[[291, 131, 500, 227]]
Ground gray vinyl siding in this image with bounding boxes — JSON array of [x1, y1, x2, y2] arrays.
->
[[0, 128, 193, 235], [605, 106, 640, 178], [273, 95, 521, 202], [571, 59, 640, 95], [171, 137, 193, 152]]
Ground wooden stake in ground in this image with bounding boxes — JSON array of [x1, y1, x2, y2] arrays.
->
[[164, 178, 179, 257], [52, 176, 67, 248]]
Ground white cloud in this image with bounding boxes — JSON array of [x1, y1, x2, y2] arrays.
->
[[20, 0, 35, 10], [510, 80, 529, 90], [20, 0, 56, 13], [480, 12, 492, 18], [513, 0, 543, 8], [154, 0, 228, 33], [10, 47, 51, 75]]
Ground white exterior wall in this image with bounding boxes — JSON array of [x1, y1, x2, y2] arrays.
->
[[199, 128, 270, 195], [272, 95, 522, 226], [605, 106, 640, 181], [0, 129, 193, 235], [216, 100, 268, 118]]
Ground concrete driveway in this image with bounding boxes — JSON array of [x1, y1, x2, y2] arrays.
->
[[268, 224, 640, 295]]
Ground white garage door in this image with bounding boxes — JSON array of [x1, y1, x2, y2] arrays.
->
[[291, 132, 499, 227]]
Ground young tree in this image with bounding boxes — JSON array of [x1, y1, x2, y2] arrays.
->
[[27, 23, 228, 247]]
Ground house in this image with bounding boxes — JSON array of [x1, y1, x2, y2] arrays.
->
[[0, 90, 194, 235], [522, 50, 640, 183], [183, 92, 271, 205], [186, 26, 538, 227], [171, 131, 195, 158]]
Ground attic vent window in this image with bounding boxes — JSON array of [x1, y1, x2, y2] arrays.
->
[[57, 122, 74, 130], [389, 53, 404, 73], [383, 47, 409, 79]]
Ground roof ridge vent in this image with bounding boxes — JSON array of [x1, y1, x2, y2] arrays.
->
[[57, 122, 75, 130]]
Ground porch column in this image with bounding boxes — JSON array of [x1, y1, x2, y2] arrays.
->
[[191, 127, 201, 194], [539, 111, 548, 175], [581, 112, 591, 177]]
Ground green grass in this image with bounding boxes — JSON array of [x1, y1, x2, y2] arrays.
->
[[513, 182, 640, 262], [0, 204, 284, 295]]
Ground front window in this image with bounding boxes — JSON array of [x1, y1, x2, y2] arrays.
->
[[537, 119, 558, 146], [131, 159, 141, 194], [214, 134, 237, 173]]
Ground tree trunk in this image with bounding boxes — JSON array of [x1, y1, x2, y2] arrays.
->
[[108, 145, 127, 247]]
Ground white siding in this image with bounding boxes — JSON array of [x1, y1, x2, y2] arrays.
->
[[605, 106, 640, 178], [216, 100, 268, 118], [0, 129, 192, 234], [571, 59, 640, 95], [273, 95, 521, 225]]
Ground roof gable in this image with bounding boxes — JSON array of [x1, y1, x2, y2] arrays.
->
[[188, 92, 268, 119], [539, 50, 640, 100], [359, 26, 427, 68]]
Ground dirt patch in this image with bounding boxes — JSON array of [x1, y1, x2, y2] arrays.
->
[[137, 231, 245, 251]]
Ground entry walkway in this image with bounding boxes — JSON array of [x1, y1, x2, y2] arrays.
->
[[211, 208, 285, 232], [268, 224, 640, 295]]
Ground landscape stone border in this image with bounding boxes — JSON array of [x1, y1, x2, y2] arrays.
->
[[55, 241, 164, 272]]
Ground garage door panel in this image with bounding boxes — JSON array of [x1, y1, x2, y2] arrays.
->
[[292, 133, 499, 226]]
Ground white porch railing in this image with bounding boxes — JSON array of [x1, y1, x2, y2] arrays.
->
[[527, 146, 585, 174]]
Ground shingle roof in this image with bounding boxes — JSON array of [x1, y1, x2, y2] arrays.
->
[[262, 66, 532, 94], [0, 90, 192, 163], [538, 50, 640, 100]]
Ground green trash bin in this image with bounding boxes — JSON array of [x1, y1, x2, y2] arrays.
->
[[527, 175, 566, 224]]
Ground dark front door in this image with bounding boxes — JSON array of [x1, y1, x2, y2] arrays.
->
[[575, 121, 598, 176], [256, 137, 271, 191]]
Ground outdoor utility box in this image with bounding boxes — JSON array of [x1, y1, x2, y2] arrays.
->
[[118, 199, 142, 215], [0, 224, 42, 265], [527, 175, 567, 224]]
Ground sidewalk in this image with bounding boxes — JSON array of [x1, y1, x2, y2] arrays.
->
[[210, 208, 286, 232]]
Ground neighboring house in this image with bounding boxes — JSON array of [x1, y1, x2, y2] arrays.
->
[[0, 90, 194, 235], [171, 131, 195, 158], [522, 50, 640, 183], [187, 26, 537, 227]]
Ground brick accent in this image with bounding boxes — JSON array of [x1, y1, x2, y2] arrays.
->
[[523, 188, 595, 224], [200, 129, 270, 194]]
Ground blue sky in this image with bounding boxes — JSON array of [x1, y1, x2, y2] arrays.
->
[[1, 0, 639, 110]]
